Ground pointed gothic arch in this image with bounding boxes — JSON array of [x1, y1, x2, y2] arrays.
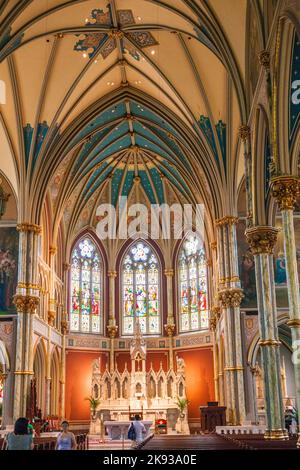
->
[[69, 234, 104, 334], [119, 239, 162, 336]]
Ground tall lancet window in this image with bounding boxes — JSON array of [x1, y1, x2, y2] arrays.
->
[[122, 241, 160, 336], [70, 237, 102, 334], [178, 234, 209, 332]]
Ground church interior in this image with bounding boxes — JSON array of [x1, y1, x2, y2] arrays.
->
[[0, 0, 300, 451]]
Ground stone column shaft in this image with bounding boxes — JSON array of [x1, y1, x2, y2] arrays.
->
[[107, 271, 117, 373], [13, 223, 41, 420], [216, 217, 246, 425], [246, 225, 287, 439], [164, 269, 175, 370], [271, 176, 300, 446]]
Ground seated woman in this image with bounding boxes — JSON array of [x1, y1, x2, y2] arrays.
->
[[56, 421, 77, 450], [6, 417, 34, 450]]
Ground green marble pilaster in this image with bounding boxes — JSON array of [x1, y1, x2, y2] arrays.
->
[[228, 221, 246, 424], [217, 217, 246, 425], [246, 226, 287, 439], [281, 209, 300, 444], [216, 222, 233, 420], [271, 176, 300, 445]]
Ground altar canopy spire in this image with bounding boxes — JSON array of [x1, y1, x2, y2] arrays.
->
[[130, 318, 147, 361]]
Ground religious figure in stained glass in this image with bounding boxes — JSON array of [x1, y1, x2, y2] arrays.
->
[[178, 234, 209, 332], [122, 242, 160, 335], [70, 237, 102, 333]]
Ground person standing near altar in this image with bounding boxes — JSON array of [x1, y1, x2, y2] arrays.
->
[[128, 415, 146, 448]]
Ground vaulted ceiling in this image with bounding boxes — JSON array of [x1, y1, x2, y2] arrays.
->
[[0, 0, 257, 240]]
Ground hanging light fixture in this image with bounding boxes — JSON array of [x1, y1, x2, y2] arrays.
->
[[0, 178, 10, 219]]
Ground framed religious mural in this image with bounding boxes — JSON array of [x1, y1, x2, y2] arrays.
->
[[0, 227, 19, 314], [237, 219, 257, 308], [274, 210, 300, 308]]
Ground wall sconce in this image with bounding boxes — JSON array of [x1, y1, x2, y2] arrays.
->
[[0, 178, 10, 219]]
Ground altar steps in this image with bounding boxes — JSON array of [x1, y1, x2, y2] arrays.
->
[[141, 434, 299, 450], [141, 434, 238, 450], [87, 435, 133, 450]]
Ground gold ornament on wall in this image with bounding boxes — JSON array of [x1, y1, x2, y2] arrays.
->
[[13, 294, 40, 314], [217, 288, 244, 308], [271, 176, 300, 211], [245, 226, 279, 255], [107, 324, 118, 338]]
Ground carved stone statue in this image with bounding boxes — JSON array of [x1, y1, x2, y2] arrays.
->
[[176, 356, 186, 375]]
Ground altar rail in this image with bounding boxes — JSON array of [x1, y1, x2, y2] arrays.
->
[[215, 425, 266, 435]]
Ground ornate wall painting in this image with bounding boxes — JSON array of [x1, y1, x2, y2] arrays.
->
[[274, 216, 300, 308], [237, 219, 257, 308], [0, 228, 18, 314]]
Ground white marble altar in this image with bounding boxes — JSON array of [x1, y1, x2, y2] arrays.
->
[[89, 320, 189, 435], [104, 420, 152, 440]]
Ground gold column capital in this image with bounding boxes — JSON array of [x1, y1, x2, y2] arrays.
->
[[270, 176, 300, 211], [61, 320, 69, 335], [16, 222, 42, 234], [164, 269, 174, 277], [210, 241, 217, 250], [49, 246, 57, 255], [63, 262, 71, 271], [238, 125, 251, 142], [107, 270, 117, 278], [107, 324, 118, 338], [215, 216, 239, 227], [258, 49, 270, 70], [245, 226, 279, 255], [48, 310, 56, 326], [13, 294, 39, 314], [164, 322, 175, 337], [218, 288, 244, 308]]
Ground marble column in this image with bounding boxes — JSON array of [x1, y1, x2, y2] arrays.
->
[[164, 269, 175, 370], [239, 126, 253, 228], [210, 306, 221, 403], [60, 321, 68, 418], [48, 246, 57, 327], [245, 225, 287, 439], [45, 326, 51, 417], [107, 271, 118, 373], [271, 175, 300, 446], [216, 216, 246, 425], [13, 223, 41, 420]]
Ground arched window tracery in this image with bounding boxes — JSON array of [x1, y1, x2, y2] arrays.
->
[[70, 237, 102, 333], [178, 234, 209, 332], [122, 241, 161, 336]]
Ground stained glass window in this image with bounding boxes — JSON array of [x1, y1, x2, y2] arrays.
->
[[122, 242, 160, 335], [178, 234, 209, 332], [70, 238, 102, 334]]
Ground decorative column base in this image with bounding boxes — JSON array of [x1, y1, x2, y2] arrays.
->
[[264, 429, 289, 440]]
